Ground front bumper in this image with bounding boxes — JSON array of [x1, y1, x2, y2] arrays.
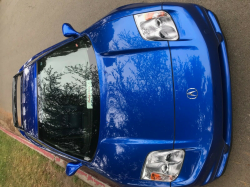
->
[[206, 9, 232, 180]]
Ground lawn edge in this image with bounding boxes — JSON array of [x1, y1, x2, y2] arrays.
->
[[0, 126, 109, 187]]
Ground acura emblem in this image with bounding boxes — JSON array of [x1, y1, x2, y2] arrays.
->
[[187, 88, 198, 99]]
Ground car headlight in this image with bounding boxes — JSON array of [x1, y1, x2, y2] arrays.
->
[[141, 150, 185, 182], [134, 11, 179, 41]]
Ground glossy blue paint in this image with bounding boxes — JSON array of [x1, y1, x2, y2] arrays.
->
[[21, 62, 38, 138], [207, 10, 232, 179], [66, 162, 83, 176], [62, 23, 80, 38], [14, 2, 231, 187], [86, 15, 174, 186], [163, 4, 231, 186], [165, 4, 222, 186]]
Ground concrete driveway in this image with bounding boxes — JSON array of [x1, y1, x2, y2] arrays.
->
[[0, 0, 250, 186]]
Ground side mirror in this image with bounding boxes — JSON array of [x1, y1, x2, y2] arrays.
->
[[62, 23, 80, 38], [65, 162, 83, 176]]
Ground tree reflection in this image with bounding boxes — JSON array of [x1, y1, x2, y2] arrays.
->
[[92, 30, 175, 179], [38, 63, 98, 126], [103, 30, 173, 139], [37, 36, 100, 160]]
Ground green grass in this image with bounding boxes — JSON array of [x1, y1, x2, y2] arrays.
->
[[0, 130, 91, 187]]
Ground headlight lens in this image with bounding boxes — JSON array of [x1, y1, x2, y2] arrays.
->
[[141, 150, 185, 182], [134, 11, 179, 41]]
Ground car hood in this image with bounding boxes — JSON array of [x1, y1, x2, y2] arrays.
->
[[85, 13, 176, 180]]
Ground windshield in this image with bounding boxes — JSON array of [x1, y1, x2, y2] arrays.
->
[[37, 36, 100, 161]]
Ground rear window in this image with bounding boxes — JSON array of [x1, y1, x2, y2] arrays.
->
[[37, 36, 100, 161]]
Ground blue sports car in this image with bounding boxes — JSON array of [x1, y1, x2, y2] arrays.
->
[[12, 3, 232, 187]]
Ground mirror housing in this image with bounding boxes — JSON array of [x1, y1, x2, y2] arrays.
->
[[62, 23, 80, 38], [65, 162, 83, 176]]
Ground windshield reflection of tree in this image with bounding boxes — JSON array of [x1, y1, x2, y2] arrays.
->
[[38, 61, 100, 159]]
